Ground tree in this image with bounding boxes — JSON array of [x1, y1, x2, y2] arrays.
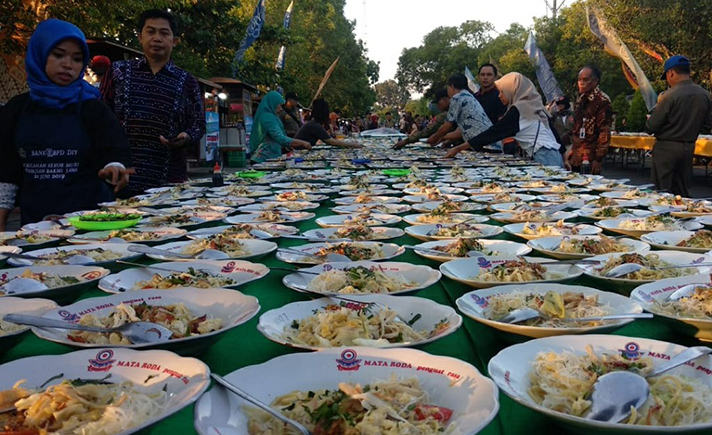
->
[[395, 20, 493, 95], [611, 93, 630, 131], [373, 79, 409, 109], [404, 97, 430, 118], [626, 90, 648, 132]]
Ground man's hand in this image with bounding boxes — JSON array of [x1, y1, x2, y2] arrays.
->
[[393, 139, 407, 150], [98, 166, 136, 193], [160, 132, 190, 148], [591, 160, 602, 175], [444, 144, 468, 159], [427, 134, 440, 146], [563, 149, 573, 171], [292, 139, 312, 151]]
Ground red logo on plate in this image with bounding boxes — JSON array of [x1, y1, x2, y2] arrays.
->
[[221, 261, 236, 273], [81, 271, 102, 280], [88, 349, 115, 372], [336, 349, 361, 372], [619, 342, 642, 361]]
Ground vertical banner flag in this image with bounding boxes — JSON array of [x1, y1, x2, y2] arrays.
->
[[586, 5, 657, 111], [275, 1, 294, 70], [232, 0, 266, 77], [524, 32, 563, 103], [464, 66, 480, 94], [312, 57, 340, 104]]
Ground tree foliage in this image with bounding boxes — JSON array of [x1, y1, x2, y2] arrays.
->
[[373, 79, 409, 109], [0, 0, 378, 114]]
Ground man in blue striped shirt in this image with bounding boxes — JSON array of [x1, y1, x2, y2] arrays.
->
[[101, 9, 205, 196]]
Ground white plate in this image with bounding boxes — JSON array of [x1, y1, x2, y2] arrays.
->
[[332, 203, 412, 214], [224, 211, 315, 224], [276, 241, 405, 265], [258, 294, 462, 349], [260, 193, 328, 202], [536, 194, 597, 203], [140, 211, 228, 228], [489, 202, 555, 213], [597, 217, 703, 238], [99, 193, 180, 208], [0, 348, 209, 435], [68, 227, 187, 244], [649, 204, 712, 218], [527, 235, 650, 260], [503, 222, 602, 240], [576, 207, 651, 221], [1, 229, 74, 248], [456, 283, 642, 338], [7, 243, 143, 267], [631, 274, 712, 341], [282, 261, 441, 295], [698, 216, 712, 227], [145, 239, 277, 262], [578, 251, 712, 285], [582, 198, 640, 208], [0, 265, 109, 302], [333, 195, 402, 205], [405, 223, 504, 241], [402, 186, 464, 195], [488, 335, 712, 434], [412, 239, 531, 262], [469, 193, 537, 203], [316, 213, 402, 228], [302, 227, 405, 241], [0, 296, 57, 342], [180, 197, 256, 207], [0, 245, 22, 261], [236, 201, 319, 212], [440, 257, 582, 289], [32, 288, 259, 352], [600, 189, 661, 200], [194, 347, 499, 435], [640, 230, 712, 254], [403, 194, 468, 203], [411, 201, 487, 213], [402, 213, 489, 226], [209, 185, 272, 197], [489, 211, 576, 224], [187, 224, 298, 240], [98, 260, 269, 293]]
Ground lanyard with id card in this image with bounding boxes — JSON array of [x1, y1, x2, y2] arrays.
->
[[579, 117, 587, 139]]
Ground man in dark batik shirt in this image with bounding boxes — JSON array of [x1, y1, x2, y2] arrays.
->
[[566, 65, 612, 174], [101, 9, 205, 195]]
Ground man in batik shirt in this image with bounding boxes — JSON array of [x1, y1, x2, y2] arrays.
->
[[566, 65, 612, 174], [101, 9, 205, 195]]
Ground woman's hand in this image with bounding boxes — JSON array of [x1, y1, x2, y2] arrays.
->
[[444, 144, 469, 159], [98, 166, 136, 193], [563, 149, 573, 171]]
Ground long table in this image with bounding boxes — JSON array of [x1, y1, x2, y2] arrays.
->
[[0, 184, 704, 435], [610, 135, 712, 174]]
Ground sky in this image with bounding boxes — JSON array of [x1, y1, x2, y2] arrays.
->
[[343, 0, 552, 82]]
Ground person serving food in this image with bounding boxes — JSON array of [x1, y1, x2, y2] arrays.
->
[[0, 19, 133, 229]]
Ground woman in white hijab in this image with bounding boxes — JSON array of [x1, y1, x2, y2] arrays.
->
[[445, 72, 564, 167]]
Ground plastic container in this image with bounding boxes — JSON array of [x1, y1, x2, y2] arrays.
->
[[226, 146, 246, 168]]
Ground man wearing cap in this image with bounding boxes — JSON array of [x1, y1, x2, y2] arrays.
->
[[393, 89, 451, 150], [646, 56, 712, 196], [278, 92, 302, 138], [89, 55, 110, 87]]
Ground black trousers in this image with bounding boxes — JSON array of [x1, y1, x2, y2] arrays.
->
[[651, 140, 694, 197]]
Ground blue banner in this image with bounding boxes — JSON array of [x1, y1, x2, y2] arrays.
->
[[275, 1, 294, 71], [524, 32, 563, 104], [233, 0, 266, 76]]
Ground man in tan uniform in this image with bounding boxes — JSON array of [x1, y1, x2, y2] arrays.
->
[[646, 55, 712, 196]]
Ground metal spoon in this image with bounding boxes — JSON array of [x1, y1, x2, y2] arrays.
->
[[402, 244, 454, 257], [210, 374, 312, 435], [277, 248, 351, 263], [281, 234, 352, 242], [1, 278, 50, 294], [127, 244, 229, 260], [2, 251, 96, 265], [604, 262, 712, 278], [496, 307, 652, 324], [587, 346, 712, 423], [3, 313, 173, 345]]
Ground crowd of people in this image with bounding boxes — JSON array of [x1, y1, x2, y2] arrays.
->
[[1, 9, 710, 229]]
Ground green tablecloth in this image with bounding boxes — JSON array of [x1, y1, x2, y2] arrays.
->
[[1, 194, 703, 435]]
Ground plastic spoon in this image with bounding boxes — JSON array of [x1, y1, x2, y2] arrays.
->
[[604, 262, 712, 278], [4, 313, 174, 345], [1, 251, 95, 265], [127, 244, 229, 260], [663, 283, 710, 301], [277, 248, 351, 263], [1, 278, 50, 294], [587, 346, 712, 423], [496, 306, 653, 324]]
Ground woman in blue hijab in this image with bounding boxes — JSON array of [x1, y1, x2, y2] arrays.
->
[[0, 19, 133, 228], [250, 91, 311, 163]]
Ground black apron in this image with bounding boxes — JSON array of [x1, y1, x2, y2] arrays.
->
[[13, 101, 113, 224]]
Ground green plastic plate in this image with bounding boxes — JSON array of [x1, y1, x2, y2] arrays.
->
[[236, 171, 266, 178], [382, 169, 411, 177], [67, 216, 142, 231]]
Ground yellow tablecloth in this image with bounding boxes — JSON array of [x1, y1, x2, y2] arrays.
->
[[611, 135, 712, 157]]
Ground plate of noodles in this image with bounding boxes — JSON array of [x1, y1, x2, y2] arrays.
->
[[404, 223, 504, 242], [488, 334, 712, 433], [631, 274, 712, 342], [402, 213, 489, 226], [440, 256, 582, 289], [98, 260, 269, 293], [411, 239, 531, 262], [282, 261, 441, 295], [578, 251, 712, 285], [640, 230, 712, 254], [302, 226, 405, 241], [527, 235, 650, 260], [193, 347, 499, 435], [257, 294, 462, 350], [30, 288, 259, 354], [456, 283, 643, 338], [6, 243, 143, 267], [597, 215, 703, 238], [275, 241, 404, 265], [503, 222, 602, 241], [316, 213, 403, 228], [331, 203, 413, 215], [0, 265, 110, 304], [0, 348, 209, 435], [0, 297, 57, 349], [144, 238, 277, 262]]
